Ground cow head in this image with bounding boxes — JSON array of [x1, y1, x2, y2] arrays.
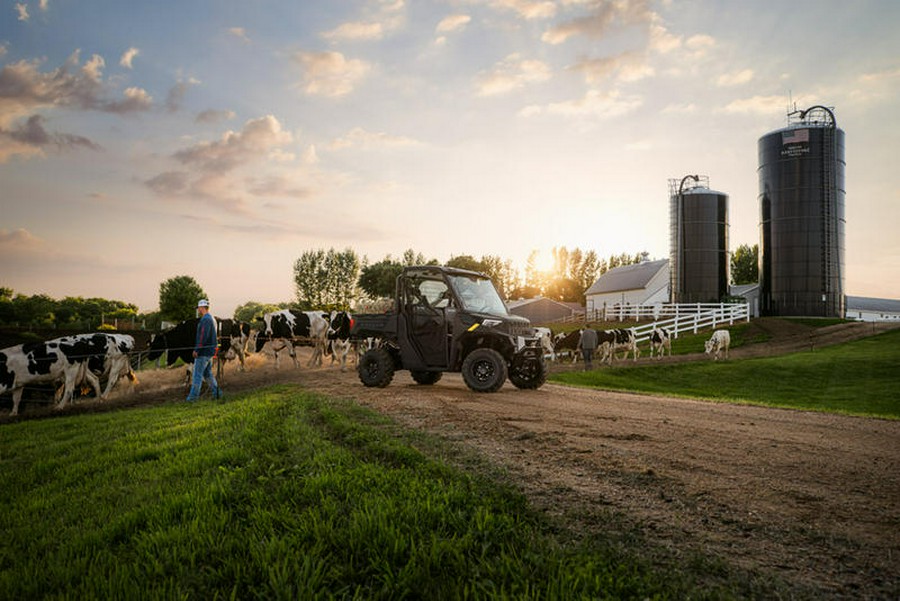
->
[[327, 311, 353, 340]]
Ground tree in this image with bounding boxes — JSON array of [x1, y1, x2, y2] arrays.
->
[[358, 258, 403, 299], [234, 301, 285, 324], [731, 244, 759, 285], [159, 275, 206, 322], [293, 248, 360, 309]]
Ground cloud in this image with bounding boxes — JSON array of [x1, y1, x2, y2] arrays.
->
[[15, 3, 29, 22], [293, 51, 371, 97], [166, 77, 200, 112], [0, 227, 41, 248], [475, 54, 551, 96], [436, 14, 471, 34], [570, 51, 653, 85], [490, 0, 556, 20], [322, 0, 406, 42], [0, 51, 154, 124], [195, 109, 236, 124], [0, 114, 101, 162], [720, 95, 788, 115], [228, 27, 251, 43], [542, 0, 653, 45], [119, 47, 139, 69], [328, 127, 421, 150], [717, 69, 754, 87], [39, 0, 48, 11], [684, 34, 715, 57], [145, 115, 295, 213], [523, 88, 643, 119], [322, 21, 385, 41], [0, 43, 7, 59]]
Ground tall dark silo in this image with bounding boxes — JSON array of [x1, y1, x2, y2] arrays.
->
[[669, 175, 730, 303], [758, 105, 845, 317]]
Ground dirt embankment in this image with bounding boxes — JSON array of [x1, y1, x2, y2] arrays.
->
[[3, 320, 899, 598]]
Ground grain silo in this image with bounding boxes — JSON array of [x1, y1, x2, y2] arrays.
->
[[669, 175, 730, 303], [758, 105, 845, 317]]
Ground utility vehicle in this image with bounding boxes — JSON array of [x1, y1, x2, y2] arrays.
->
[[351, 265, 546, 392]]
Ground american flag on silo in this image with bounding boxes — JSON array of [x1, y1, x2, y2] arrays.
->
[[782, 128, 809, 144]]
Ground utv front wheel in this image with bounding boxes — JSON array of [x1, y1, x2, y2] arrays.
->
[[411, 370, 443, 385], [509, 358, 547, 390], [358, 348, 394, 388], [462, 348, 507, 393]]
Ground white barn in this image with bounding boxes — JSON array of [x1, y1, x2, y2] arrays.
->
[[585, 259, 670, 313], [845, 296, 900, 322]]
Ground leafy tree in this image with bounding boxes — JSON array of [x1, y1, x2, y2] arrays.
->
[[293, 248, 360, 309], [731, 244, 759, 285], [358, 258, 403, 299], [159, 275, 206, 322], [233, 301, 285, 324]]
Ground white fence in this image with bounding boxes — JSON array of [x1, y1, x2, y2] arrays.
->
[[557, 302, 750, 343]]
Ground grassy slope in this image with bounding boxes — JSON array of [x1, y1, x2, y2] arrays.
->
[[551, 328, 900, 419]]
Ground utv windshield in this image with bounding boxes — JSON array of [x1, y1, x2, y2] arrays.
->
[[448, 274, 509, 316]]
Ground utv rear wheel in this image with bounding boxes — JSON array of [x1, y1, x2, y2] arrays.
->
[[509, 358, 547, 390], [411, 370, 443, 385], [461, 348, 507, 393], [358, 348, 394, 388]]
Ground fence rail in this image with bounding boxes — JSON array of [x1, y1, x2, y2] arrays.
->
[[555, 302, 750, 342]]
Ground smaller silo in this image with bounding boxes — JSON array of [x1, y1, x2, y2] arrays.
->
[[669, 175, 730, 303]]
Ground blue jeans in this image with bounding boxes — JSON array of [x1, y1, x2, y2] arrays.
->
[[186, 355, 220, 401]]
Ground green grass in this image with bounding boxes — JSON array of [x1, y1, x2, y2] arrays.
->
[[552, 329, 900, 419], [1, 387, 779, 599]]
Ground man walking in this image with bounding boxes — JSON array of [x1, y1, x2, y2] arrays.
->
[[186, 299, 222, 401], [578, 327, 599, 371]]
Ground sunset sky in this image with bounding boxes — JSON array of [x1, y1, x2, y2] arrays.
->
[[2, 0, 899, 316]]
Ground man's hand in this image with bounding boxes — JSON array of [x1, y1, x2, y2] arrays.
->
[[192, 350, 198, 359]]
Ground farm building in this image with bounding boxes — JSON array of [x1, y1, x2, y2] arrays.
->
[[845, 296, 900, 322], [585, 259, 669, 313], [506, 297, 581, 324], [730, 283, 761, 318]]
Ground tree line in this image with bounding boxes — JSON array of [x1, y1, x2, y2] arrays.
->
[[1, 244, 759, 330]]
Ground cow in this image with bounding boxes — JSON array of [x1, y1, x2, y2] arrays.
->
[[609, 328, 639, 362], [1, 333, 136, 416], [148, 318, 199, 372], [534, 327, 555, 361], [552, 330, 581, 363], [649, 327, 672, 360], [595, 329, 618, 364], [217, 319, 252, 371], [705, 329, 731, 360], [56, 333, 138, 408], [254, 310, 330, 369], [325, 311, 355, 371]]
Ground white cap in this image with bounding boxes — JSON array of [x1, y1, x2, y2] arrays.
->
[[197, 299, 209, 308]]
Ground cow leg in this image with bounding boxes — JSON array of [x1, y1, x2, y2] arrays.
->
[[100, 356, 125, 399], [10, 387, 24, 416], [55, 367, 79, 410]]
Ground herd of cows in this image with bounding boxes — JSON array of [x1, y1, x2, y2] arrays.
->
[[0, 308, 732, 416]]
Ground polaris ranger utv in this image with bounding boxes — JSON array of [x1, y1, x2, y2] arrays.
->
[[350, 265, 546, 392]]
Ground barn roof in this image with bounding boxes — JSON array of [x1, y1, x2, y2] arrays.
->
[[585, 259, 668, 295], [846, 296, 900, 314]]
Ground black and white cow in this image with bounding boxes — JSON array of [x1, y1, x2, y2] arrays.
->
[[704, 329, 730, 360], [325, 311, 354, 371], [552, 330, 581, 363], [609, 328, 639, 362], [649, 327, 672, 360], [534, 327, 556, 361], [255, 310, 330, 369], [217, 319, 252, 371], [148, 318, 199, 370], [1, 333, 135, 416]]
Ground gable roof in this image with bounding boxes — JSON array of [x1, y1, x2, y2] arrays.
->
[[846, 296, 900, 314], [585, 259, 668, 295]]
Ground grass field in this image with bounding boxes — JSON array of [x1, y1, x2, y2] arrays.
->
[[2, 386, 774, 600], [551, 328, 900, 419], [2, 327, 893, 598]]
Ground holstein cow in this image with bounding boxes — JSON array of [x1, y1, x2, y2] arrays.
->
[[255, 310, 330, 369], [325, 311, 355, 371], [217, 319, 252, 371], [608, 328, 639, 362], [649, 327, 672, 360], [1, 333, 136, 416], [705, 329, 731, 360], [148, 318, 199, 372], [552, 330, 581, 363], [57, 333, 138, 407], [534, 327, 556, 361]]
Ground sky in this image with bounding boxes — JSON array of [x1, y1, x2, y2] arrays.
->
[[2, 0, 899, 317]]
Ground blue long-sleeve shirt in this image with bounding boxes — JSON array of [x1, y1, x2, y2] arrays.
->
[[195, 313, 218, 357]]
